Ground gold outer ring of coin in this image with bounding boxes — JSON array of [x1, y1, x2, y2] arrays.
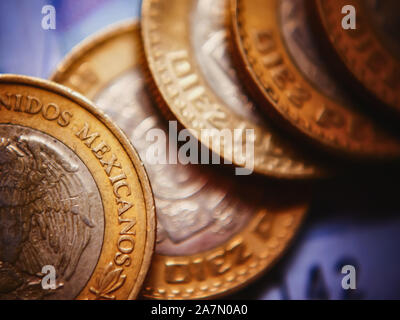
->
[[0, 74, 156, 300], [314, 0, 400, 114], [230, 0, 400, 160], [140, 0, 329, 179], [50, 20, 309, 300]]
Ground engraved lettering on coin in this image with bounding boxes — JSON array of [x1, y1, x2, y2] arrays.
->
[[279, 0, 349, 103], [0, 124, 104, 299], [95, 71, 254, 256], [191, 0, 261, 124]]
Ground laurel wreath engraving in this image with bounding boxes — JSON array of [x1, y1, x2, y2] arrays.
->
[[89, 262, 126, 300]]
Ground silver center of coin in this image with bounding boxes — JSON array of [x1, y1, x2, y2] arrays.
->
[[190, 0, 262, 125], [279, 0, 349, 103], [95, 70, 256, 256], [0, 124, 104, 300]]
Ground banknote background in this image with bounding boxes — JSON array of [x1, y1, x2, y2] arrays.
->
[[1, 0, 400, 300]]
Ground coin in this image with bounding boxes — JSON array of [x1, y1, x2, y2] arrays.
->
[[0, 74, 155, 299], [141, 0, 327, 179], [230, 0, 400, 159], [315, 0, 400, 114], [51, 20, 309, 299]]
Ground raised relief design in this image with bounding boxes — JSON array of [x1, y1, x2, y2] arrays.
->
[[191, 0, 259, 123], [0, 124, 103, 299], [95, 71, 252, 256], [89, 262, 126, 300]]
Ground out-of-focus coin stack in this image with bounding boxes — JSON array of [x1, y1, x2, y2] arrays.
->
[[0, 0, 400, 300]]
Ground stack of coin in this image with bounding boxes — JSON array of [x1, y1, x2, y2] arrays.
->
[[314, 0, 400, 116], [230, 0, 400, 159], [0, 0, 399, 300]]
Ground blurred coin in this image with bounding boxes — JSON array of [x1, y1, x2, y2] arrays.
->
[[51, 20, 309, 299], [141, 0, 327, 179], [0, 74, 155, 299], [230, 0, 400, 159], [315, 0, 400, 114]]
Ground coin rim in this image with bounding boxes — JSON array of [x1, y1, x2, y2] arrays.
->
[[314, 0, 400, 113], [140, 0, 328, 179], [50, 19, 139, 85], [49, 19, 309, 300], [0, 73, 156, 300], [229, 0, 400, 159]]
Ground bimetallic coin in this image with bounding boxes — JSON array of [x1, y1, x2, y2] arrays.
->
[[230, 0, 400, 159], [51, 20, 309, 299], [0, 74, 155, 299], [141, 0, 327, 179], [315, 0, 400, 114]]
